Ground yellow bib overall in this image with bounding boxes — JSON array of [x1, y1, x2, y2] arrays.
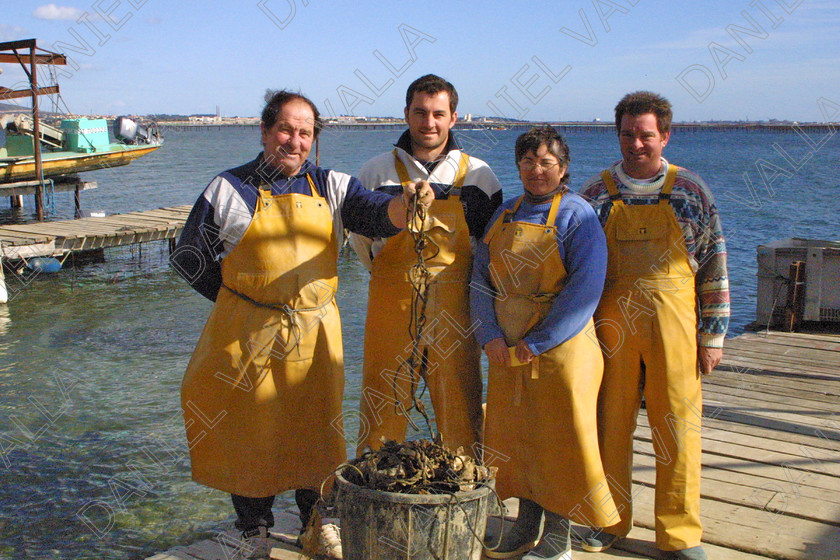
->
[[356, 151, 483, 456], [182, 177, 346, 497], [594, 166, 703, 550], [482, 192, 618, 526]]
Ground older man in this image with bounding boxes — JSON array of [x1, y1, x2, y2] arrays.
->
[[172, 90, 433, 559], [350, 74, 502, 457], [579, 91, 729, 560]]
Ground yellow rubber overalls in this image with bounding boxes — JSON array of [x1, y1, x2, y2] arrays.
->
[[482, 192, 618, 526], [356, 151, 483, 456], [182, 176, 346, 497], [594, 166, 703, 550]]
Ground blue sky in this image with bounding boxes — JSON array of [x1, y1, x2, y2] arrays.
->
[[1, 0, 839, 122]]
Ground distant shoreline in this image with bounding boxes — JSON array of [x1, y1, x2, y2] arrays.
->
[[156, 120, 837, 133]]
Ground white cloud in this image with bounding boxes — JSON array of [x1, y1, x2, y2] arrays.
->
[[0, 24, 29, 42], [33, 4, 83, 21]]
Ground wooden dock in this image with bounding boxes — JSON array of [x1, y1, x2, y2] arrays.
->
[[147, 329, 840, 560], [0, 204, 191, 259]]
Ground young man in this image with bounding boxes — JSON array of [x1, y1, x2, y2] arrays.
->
[[580, 91, 730, 560], [350, 74, 502, 456]]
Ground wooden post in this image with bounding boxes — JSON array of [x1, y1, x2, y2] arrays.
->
[[0, 254, 7, 304], [30, 43, 45, 222], [74, 183, 82, 218], [784, 261, 806, 332]]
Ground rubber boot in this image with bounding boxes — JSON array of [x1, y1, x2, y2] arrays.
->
[[485, 498, 544, 559], [522, 509, 571, 560]]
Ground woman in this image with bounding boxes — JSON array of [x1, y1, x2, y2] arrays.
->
[[471, 126, 618, 560]]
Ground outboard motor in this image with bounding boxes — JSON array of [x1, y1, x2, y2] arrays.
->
[[113, 116, 162, 145]]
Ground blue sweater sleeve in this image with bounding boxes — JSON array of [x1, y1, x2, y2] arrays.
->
[[170, 193, 223, 302], [524, 195, 607, 354], [340, 174, 401, 238]]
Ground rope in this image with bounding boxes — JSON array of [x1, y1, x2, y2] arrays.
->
[[390, 192, 441, 439], [220, 283, 335, 357]]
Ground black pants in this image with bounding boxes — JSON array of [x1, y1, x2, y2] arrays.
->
[[232, 489, 320, 532]]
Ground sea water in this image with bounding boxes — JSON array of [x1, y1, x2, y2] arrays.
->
[[0, 126, 837, 559]]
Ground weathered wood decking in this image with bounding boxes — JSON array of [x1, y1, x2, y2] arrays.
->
[[147, 330, 840, 560], [0, 204, 191, 259]]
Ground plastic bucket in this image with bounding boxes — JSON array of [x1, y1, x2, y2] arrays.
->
[[335, 472, 494, 560]]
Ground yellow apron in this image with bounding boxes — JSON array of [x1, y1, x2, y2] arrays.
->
[[594, 166, 703, 550], [182, 176, 346, 497], [356, 151, 483, 456], [482, 192, 618, 526]]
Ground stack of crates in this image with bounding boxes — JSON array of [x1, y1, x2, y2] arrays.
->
[[756, 238, 840, 325]]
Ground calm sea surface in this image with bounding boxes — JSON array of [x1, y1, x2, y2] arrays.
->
[[0, 126, 837, 559]]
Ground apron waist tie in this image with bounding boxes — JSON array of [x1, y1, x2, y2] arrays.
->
[[220, 283, 335, 355]]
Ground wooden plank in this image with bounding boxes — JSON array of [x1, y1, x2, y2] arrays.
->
[[723, 350, 840, 375], [728, 332, 840, 352], [0, 241, 58, 259], [631, 483, 840, 560], [701, 414, 840, 453], [60, 220, 148, 236], [134, 208, 193, 219], [700, 393, 838, 432], [725, 334, 840, 355], [721, 351, 840, 377], [26, 222, 123, 237], [117, 212, 188, 223], [84, 216, 177, 231], [0, 226, 58, 241], [722, 347, 840, 376], [703, 378, 838, 413], [0, 230, 55, 244], [634, 418, 840, 481], [738, 330, 840, 347], [724, 339, 840, 360], [90, 215, 182, 228], [632, 444, 840, 524], [707, 372, 840, 405], [717, 355, 840, 383], [697, 399, 838, 440], [720, 355, 839, 376], [58, 231, 178, 251], [571, 525, 775, 559], [733, 332, 840, 353], [708, 407, 839, 441]]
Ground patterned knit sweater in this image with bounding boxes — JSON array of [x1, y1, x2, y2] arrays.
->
[[581, 158, 730, 348]]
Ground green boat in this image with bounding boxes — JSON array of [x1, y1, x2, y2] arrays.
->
[[0, 113, 162, 184]]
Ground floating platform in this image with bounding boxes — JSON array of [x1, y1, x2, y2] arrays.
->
[[0, 205, 191, 302], [146, 329, 840, 559], [0, 204, 191, 259]]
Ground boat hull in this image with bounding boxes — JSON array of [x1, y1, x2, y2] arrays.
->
[[0, 144, 161, 183]]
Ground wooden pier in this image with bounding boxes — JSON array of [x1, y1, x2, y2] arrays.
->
[[0, 204, 190, 259], [0, 205, 190, 302], [146, 329, 840, 560]]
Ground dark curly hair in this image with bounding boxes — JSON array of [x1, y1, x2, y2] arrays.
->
[[261, 89, 323, 138], [514, 125, 571, 185], [405, 74, 458, 113], [614, 91, 672, 134]]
